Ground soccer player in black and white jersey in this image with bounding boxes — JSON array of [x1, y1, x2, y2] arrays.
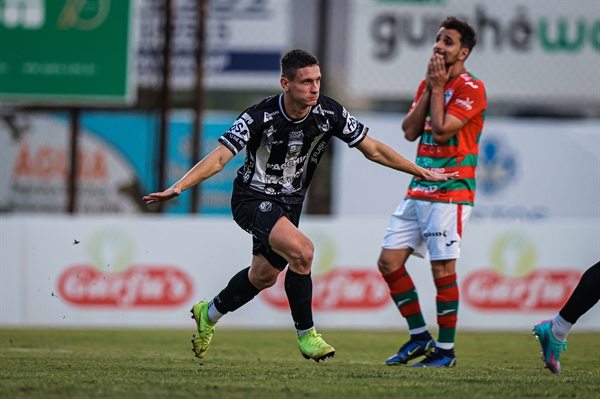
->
[[143, 49, 457, 362]]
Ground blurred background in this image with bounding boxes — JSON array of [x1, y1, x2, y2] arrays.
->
[[0, 0, 598, 330]]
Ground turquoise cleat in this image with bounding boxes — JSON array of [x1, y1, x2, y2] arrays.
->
[[533, 319, 567, 374]]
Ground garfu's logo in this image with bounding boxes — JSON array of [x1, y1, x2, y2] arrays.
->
[[57, 228, 194, 308], [260, 231, 389, 311], [462, 232, 581, 312]]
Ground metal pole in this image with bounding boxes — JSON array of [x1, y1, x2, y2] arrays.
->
[[67, 108, 80, 214], [157, 0, 173, 213], [190, 0, 208, 214], [306, 0, 332, 215]]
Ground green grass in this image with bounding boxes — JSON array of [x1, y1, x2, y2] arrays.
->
[[1, 329, 598, 399]]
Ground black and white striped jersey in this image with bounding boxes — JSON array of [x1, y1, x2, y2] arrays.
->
[[219, 93, 368, 204]]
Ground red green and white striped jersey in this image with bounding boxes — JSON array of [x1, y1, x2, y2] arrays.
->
[[406, 71, 487, 206]]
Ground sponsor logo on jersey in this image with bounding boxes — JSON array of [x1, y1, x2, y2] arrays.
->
[[455, 97, 474, 111], [311, 141, 327, 163], [228, 118, 250, 141], [241, 112, 254, 125], [312, 104, 335, 116], [410, 183, 438, 193], [424, 230, 448, 237], [263, 125, 277, 138], [464, 81, 479, 89], [266, 155, 307, 170], [263, 111, 279, 123], [264, 168, 304, 185], [289, 130, 303, 140], [343, 116, 358, 134]]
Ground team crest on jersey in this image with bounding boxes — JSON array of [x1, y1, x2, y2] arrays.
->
[[259, 201, 272, 212], [444, 89, 454, 105], [318, 119, 331, 132], [287, 130, 304, 156]]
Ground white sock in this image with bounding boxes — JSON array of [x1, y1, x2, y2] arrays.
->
[[297, 326, 314, 337], [207, 300, 224, 323], [551, 313, 572, 342], [436, 342, 454, 351], [409, 326, 428, 335]]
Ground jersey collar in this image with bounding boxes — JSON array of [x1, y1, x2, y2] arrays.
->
[[278, 93, 312, 124]]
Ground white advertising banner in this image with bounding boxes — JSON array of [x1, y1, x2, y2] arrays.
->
[[347, 0, 600, 102], [1, 216, 598, 331], [332, 116, 600, 220], [138, 0, 291, 90]]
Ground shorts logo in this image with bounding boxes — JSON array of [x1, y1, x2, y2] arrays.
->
[[259, 201, 272, 212]]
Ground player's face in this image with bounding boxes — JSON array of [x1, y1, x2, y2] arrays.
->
[[433, 28, 468, 66], [283, 65, 321, 108]]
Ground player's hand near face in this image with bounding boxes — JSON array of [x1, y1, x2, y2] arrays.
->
[[427, 53, 451, 91]]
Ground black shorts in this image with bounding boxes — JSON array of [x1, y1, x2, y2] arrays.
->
[[231, 182, 303, 271]]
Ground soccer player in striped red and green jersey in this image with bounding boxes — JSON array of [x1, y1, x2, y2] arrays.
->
[[378, 16, 486, 368]]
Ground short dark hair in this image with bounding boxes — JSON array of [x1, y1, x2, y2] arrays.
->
[[281, 49, 319, 80], [440, 16, 477, 52]]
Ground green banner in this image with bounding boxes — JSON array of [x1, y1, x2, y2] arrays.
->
[[0, 0, 135, 104]]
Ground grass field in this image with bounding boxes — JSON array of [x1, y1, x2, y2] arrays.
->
[[1, 328, 598, 399]]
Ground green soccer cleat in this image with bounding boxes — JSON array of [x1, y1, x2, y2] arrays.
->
[[190, 301, 216, 359], [298, 328, 335, 362]]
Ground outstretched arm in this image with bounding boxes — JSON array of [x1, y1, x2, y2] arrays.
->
[[355, 136, 457, 182], [142, 144, 234, 204]]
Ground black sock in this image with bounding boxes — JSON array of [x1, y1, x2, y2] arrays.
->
[[560, 261, 600, 323], [213, 267, 260, 314], [284, 269, 314, 330], [436, 347, 455, 357], [411, 331, 432, 342]]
